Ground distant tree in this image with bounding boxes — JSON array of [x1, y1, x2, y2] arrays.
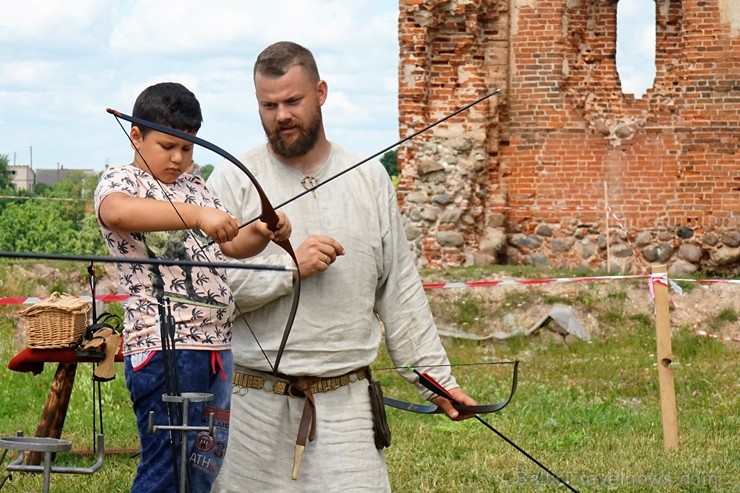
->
[[0, 201, 78, 253], [42, 171, 101, 222], [0, 170, 107, 254], [0, 154, 14, 191], [45, 171, 99, 199], [199, 164, 214, 181], [33, 183, 51, 195], [0, 154, 18, 214], [76, 213, 108, 255], [380, 150, 398, 177]]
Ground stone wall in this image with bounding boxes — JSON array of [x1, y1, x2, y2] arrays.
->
[[397, 0, 740, 275]]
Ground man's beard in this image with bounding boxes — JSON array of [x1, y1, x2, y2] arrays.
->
[[264, 111, 322, 159]]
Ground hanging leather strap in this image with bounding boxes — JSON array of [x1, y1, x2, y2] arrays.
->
[[290, 378, 318, 480]]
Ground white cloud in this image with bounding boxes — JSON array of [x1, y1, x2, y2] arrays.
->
[[0, 60, 63, 88], [0, 0, 110, 53], [616, 0, 645, 18], [107, 0, 377, 56], [0, 0, 658, 169], [0, 0, 401, 170]]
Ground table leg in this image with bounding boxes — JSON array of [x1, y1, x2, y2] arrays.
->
[[28, 362, 77, 465]]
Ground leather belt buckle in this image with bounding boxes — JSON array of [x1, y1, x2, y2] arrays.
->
[[286, 384, 305, 398]]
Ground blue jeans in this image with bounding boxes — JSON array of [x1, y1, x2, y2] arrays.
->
[[125, 349, 233, 493]]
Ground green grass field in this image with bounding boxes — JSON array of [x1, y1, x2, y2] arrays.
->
[[0, 263, 737, 492]]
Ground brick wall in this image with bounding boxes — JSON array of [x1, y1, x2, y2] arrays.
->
[[397, 0, 740, 275]]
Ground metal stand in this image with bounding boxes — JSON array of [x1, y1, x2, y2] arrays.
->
[[148, 392, 215, 493], [0, 432, 105, 493]]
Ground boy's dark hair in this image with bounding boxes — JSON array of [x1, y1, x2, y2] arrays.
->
[[254, 41, 320, 83], [131, 82, 202, 136]]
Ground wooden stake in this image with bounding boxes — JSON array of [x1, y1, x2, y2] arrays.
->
[[652, 265, 679, 450], [604, 182, 610, 273]]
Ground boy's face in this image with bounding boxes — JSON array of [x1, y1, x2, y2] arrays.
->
[[130, 126, 196, 184]]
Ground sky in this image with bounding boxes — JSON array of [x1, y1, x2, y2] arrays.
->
[[0, 0, 654, 172], [616, 0, 656, 99]]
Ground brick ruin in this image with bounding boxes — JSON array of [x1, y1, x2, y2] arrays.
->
[[396, 0, 739, 275]]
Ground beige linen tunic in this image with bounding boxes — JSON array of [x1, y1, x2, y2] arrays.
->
[[207, 144, 457, 492]]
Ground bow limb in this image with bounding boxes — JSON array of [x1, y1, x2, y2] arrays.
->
[[400, 361, 580, 492], [106, 109, 279, 227], [383, 360, 518, 414], [107, 108, 300, 374]]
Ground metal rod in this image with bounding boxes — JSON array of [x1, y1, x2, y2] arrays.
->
[[0, 250, 295, 272]]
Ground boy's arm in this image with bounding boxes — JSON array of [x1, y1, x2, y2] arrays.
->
[[98, 192, 240, 244], [219, 211, 291, 259]]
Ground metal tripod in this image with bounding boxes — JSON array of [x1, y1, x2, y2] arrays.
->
[[148, 392, 215, 493]]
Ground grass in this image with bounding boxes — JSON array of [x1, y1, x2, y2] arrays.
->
[[0, 263, 738, 492], [0, 314, 138, 493], [379, 322, 738, 492]]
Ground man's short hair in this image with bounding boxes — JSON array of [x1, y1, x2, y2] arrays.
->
[[254, 41, 321, 83]]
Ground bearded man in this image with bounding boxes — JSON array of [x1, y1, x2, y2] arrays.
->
[[207, 41, 475, 493]]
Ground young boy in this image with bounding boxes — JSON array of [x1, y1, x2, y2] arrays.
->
[[94, 82, 291, 492]]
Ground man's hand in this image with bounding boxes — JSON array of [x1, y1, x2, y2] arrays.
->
[[295, 235, 345, 278], [254, 211, 292, 242], [431, 387, 478, 421]]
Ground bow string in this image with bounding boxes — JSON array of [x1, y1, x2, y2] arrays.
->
[[382, 360, 519, 414], [205, 88, 503, 244], [106, 108, 300, 374]]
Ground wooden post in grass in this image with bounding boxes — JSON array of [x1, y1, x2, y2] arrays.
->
[[604, 182, 611, 272], [652, 264, 678, 450]]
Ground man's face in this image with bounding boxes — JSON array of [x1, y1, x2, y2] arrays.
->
[[131, 127, 195, 184], [255, 65, 326, 159]]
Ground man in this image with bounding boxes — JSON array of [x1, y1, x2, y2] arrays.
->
[[207, 41, 475, 492]]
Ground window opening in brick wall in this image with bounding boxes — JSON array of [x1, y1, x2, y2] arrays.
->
[[616, 0, 656, 98]]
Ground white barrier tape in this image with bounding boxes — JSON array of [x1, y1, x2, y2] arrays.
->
[[671, 278, 740, 285], [1, 275, 737, 342], [422, 274, 648, 290]]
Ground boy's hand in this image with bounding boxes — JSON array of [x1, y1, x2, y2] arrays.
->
[[197, 208, 240, 244]]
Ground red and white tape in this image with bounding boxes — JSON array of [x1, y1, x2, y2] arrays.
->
[[1, 275, 737, 342], [0, 294, 128, 305], [422, 274, 649, 290]]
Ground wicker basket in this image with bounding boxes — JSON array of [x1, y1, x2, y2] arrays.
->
[[18, 292, 91, 349]]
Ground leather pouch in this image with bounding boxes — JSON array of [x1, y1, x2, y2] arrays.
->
[[368, 374, 391, 449]]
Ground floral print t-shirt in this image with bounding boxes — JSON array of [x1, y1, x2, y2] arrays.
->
[[94, 165, 234, 356]]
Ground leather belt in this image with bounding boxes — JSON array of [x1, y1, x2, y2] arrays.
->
[[232, 367, 370, 481], [232, 367, 369, 397]]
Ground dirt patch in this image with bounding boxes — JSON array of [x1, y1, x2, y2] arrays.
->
[[421, 273, 740, 344]]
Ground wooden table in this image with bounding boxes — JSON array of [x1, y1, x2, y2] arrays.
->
[[6, 346, 122, 465]]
